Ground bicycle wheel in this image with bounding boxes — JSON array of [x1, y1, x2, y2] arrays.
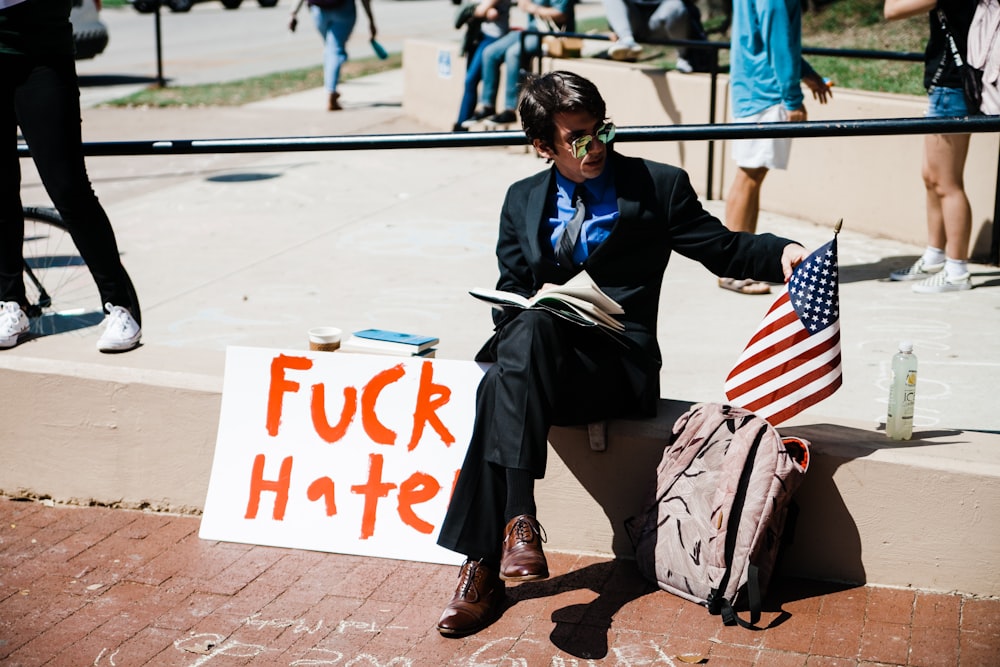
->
[[22, 206, 105, 335]]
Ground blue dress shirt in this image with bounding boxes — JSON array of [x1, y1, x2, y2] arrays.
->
[[547, 165, 620, 265]]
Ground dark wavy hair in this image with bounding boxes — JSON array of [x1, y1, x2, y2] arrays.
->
[[517, 71, 608, 151]]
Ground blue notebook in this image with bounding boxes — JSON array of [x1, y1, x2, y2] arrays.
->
[[350, 329, 439, 353]]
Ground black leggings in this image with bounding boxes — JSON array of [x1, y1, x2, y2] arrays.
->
[[0, 54, 140, 324]]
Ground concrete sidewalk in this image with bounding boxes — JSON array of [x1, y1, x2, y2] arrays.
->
[[15, 67, 1000, 432]]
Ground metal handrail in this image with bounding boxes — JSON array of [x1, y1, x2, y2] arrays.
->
[[518, 30, 924, 199], [510, 30, 995, 263], [16, 116, 998, 157], [17, 122, 1000, 267], [519, 31, 925, 64]]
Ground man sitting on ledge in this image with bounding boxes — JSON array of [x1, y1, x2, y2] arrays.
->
[[434, 70, 809, 637]]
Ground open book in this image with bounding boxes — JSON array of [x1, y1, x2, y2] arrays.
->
[[470, 271, 625, 332]]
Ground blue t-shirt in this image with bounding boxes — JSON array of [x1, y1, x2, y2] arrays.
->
[[729, 0, 813, 118]]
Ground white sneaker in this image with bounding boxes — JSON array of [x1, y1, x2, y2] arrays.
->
[[889, 258, 945, 281], [912, 271, 972, 293], [0, 301, 29, 349], [675, 57, 694, 73], [97, 303, 141, 352], [607, 41, 642, 62]]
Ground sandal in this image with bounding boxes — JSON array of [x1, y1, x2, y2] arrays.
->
[[718, 277, 771, 295]]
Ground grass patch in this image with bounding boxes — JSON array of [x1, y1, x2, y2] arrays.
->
[[801, 0, 926, 95], [102, 52, 402, 107]]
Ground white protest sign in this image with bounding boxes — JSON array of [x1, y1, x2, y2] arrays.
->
[[199, 347, 487, 565]]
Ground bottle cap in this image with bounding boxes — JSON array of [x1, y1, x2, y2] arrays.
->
[[899, 341, 913, 353]]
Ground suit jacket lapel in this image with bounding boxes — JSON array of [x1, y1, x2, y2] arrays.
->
[[613, 153, 642, 224], [524, 169, 554, 266], [585, 153, 639, 267]]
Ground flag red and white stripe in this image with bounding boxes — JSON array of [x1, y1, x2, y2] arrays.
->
[[724, 238, 843, 426]]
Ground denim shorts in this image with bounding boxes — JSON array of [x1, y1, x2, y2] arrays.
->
[[926, 86, 968, 118]]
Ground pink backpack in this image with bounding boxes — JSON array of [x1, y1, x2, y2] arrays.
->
[[627, 403, 810, 628]]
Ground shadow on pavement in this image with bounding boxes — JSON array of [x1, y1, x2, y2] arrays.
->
[[78, 74, 164, 87]]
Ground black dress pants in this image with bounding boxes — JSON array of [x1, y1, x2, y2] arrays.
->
[[1, 54, 140, 323], [436, 308, 656, 561]]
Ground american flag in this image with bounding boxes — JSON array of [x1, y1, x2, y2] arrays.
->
[[724, 238, 843, 426]]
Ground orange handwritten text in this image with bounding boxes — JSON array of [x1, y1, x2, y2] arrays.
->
[[351, 453, 397, 539], [244, 453, 453, 539], [398, 471, 441, 534], [265, 356, 455, 449], [307, 477, 337, 516], [406, 361, 454, 450], [245, 454, 293, 520], [362, 365, 406, 445], [311, 382, 358, 443], [266, 355, 313, 437]]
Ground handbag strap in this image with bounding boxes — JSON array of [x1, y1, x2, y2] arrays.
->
[[929, 8, 964, 88], [936, 8, 966, 67]]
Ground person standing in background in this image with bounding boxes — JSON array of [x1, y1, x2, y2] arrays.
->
[[885, 0, 975, 292], [1, 0, 142, 352], [290, 0, 377, 111], [721, 0, 830, 295]]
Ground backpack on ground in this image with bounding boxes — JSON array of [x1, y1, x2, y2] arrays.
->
[[626, 402, 810, 628]]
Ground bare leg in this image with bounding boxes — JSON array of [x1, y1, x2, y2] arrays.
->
[[725, 166, 768, 233], [922, 133, 971, 262]]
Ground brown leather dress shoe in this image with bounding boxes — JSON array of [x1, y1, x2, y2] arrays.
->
[[500, 514, 549, 582], [436, 560, 505, 637]]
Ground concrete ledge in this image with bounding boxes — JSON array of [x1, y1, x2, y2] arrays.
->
[[541, 403, 1000, 597], [3, 357, 998, 597], [0, 357, 218, 514], [402, 38, 999, 259]]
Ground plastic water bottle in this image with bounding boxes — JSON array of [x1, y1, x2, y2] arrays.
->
[[886, 341, 918, 440]]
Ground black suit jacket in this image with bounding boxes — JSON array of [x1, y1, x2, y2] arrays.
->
[[478, 150, 793, 412]]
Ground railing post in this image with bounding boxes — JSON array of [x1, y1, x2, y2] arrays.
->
[[154, 2, 165, 88], [706, 47, 719, 200], [519, 30, 527, 82], [992, 148, 1000, 266]]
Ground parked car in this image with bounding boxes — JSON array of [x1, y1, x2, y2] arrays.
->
[[71, 0, 109, 60], [130, 0, 279, 13]]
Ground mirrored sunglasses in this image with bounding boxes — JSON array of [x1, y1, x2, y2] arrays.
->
[[570, 123, 616, 159]]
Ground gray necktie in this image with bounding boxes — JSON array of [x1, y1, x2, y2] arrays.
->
[[556, 186, 586, 267]]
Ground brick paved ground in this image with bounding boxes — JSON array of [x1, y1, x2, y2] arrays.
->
[[1, 498, 997, 666]]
